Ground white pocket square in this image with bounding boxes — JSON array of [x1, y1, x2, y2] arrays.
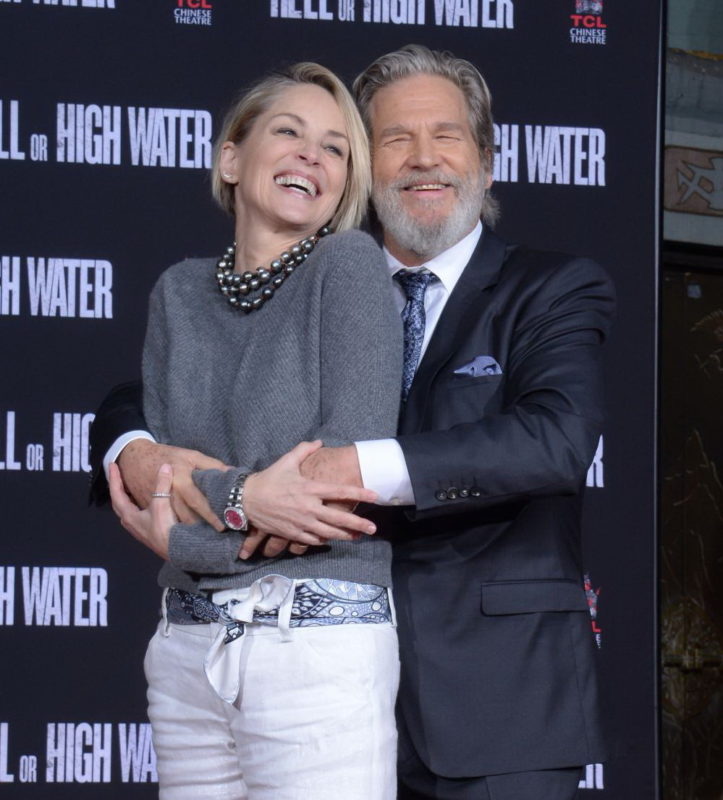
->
[[453, 355, 503, 377]]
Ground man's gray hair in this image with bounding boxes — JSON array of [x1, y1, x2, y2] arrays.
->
[[353, 44, 499, 225]]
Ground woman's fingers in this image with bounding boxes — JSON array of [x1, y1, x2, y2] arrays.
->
[[304, 480, 378, 508], [108, 462, 136, 522], [108, 463, 174, 561], [150, 463, 173, 515], [241, 442, 377, 543], [149, 465, 178, 544]]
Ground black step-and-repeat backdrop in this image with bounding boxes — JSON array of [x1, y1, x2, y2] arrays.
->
[[1, 2, 661, 797]]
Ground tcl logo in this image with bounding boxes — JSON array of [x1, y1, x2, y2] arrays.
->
[[177, 0, 212, 8], [570, 14, 606, 27]]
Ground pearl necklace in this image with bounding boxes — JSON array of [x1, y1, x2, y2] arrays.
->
[[215, 226, 331, 312]]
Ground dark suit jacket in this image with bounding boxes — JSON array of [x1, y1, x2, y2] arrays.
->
[[89, 228, 613, 779], [378, 229, 613, 777], [88, 381, 145, 506]]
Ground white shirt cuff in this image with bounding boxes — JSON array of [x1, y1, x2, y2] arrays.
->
[[354, 439, 415, 506], [103, 431, 156, 480]]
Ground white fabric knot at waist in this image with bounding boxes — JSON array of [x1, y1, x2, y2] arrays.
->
[[204, 574, 297, 704]]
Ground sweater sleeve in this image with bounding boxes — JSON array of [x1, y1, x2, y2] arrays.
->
[[168, 231, 402, 575]]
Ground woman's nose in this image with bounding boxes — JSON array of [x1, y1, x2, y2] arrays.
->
[[296, 139, 320, 164]]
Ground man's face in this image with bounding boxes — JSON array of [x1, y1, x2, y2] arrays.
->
[[368, 73, 492, 265]]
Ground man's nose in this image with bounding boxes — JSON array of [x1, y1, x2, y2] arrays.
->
[[406, 135, 439, 169]]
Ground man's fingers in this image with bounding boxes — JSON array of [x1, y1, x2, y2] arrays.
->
[[170, 470, 225, 531], [184, 492, 225, 532], [260, 536, 289, 558], [239, 530, 267, 560], [172, 496, 196, 525], [240, 529, 325, 560], [191, 452, 230, 472], [288, 543, 310, 555]]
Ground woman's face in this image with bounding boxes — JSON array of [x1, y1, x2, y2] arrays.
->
[[222, 84, 350, 237]]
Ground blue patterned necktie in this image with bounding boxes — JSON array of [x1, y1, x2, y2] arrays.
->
[[394, 268, 439, 401]]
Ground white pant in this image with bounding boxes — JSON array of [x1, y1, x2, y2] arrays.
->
[[144, 615, 400, 800]]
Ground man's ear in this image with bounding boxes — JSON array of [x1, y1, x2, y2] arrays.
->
[[484, 148, 494, 188]]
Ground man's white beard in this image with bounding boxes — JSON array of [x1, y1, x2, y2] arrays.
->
[[372, 169, 486, 261]]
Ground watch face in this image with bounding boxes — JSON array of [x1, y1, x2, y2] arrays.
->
[[223, 506, 248, 531]]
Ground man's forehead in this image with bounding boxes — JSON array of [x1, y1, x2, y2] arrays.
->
[[368, 75, 470, 132], [370, 74, 465, 108]]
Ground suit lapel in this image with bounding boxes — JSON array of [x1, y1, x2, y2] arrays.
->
[[399, 229, 509, 434]]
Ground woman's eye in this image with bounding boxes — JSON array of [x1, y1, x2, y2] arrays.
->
[[325, 144, 343, 157], [277, 127, 298, 137]]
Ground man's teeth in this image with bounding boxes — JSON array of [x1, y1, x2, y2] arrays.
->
[[275, 175, 317, 197], [409, 183, 446, 191]]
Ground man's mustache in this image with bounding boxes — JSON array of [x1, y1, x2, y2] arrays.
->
[[381, 171, 464, 192]]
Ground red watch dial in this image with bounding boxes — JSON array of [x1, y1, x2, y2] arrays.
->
[[223, 506, 248, 531]]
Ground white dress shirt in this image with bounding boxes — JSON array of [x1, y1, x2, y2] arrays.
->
[[355, 222, 483, 506], [103, 429, 155, 479], [105, 222, 483, 504]]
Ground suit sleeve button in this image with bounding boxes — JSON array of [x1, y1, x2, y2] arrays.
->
[[447, 487, 458, 500], [470, 486, 481, 497], [459, 488, 470, 498], [435, 490, 448, 501]]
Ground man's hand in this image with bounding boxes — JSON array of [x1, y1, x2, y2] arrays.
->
[[300, 444, 363, 490], [109, 462, 176, 560], [239, 532, 314, 560], [241, 441, 376, 556], [117, 440, 228, 531]]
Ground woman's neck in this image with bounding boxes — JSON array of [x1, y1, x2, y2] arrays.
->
[[232, 222, 316, 274]]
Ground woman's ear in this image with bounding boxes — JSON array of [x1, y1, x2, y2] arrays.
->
[[219, 141, 240, 183]]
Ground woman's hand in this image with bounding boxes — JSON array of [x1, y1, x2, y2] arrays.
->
[[241, 440, 377, 555], [117, 440, 228, 531], [109, 462, 177, 560]]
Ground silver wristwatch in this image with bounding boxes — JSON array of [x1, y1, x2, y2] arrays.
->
[[223, 472, 250, 531]]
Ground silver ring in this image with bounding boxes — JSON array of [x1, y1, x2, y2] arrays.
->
[[151, 492, 172, 498]]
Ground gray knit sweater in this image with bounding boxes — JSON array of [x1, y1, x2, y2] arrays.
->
[[142, 229, 402, 593]]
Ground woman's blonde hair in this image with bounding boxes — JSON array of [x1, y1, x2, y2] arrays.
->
[[212, 63, 371, 232]]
